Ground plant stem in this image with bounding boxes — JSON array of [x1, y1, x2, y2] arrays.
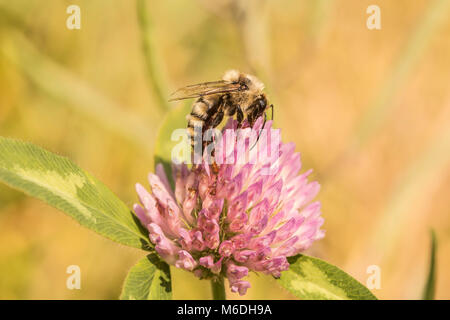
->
[[136, 0, 171, 113], [422, 230, 437, 300], [211, 277, 226, 300]]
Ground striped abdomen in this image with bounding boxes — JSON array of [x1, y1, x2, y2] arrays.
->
[[186, 96, 221, 150]]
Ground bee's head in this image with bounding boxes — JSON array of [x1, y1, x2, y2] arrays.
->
[[223, 70, 265, 93]]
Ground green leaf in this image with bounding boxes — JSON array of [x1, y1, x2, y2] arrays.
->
[[154, 101, 191, 188], [120, 254, 172, 300], [0, 137, 151, 251], [278, 254, 377, 300], [422, 230, 437, 300]]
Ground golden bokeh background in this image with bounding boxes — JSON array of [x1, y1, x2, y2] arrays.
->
[[0, 0, 449, 299]]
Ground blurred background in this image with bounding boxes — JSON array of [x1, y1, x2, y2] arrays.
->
[[0, 0, 449, 299]]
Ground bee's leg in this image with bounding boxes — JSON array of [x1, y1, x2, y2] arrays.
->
[[211, 111, 224, 128], [269, 104, 274, 121], [236, 106, 244, 126], [226, 104, 236, 116], [202, 109, 225, 162]]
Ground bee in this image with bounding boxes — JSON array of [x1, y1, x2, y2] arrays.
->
[[169, 70, 272, 154]]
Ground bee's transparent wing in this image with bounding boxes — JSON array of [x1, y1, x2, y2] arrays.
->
[[169, 80, 242, 101]]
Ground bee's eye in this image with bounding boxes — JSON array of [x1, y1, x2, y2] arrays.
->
[[258, 98, 267, 110]]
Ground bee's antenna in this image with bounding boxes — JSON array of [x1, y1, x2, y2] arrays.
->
[[250, 113, 267, 151]]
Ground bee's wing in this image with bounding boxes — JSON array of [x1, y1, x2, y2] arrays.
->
[[169, 80, 242, 101]]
